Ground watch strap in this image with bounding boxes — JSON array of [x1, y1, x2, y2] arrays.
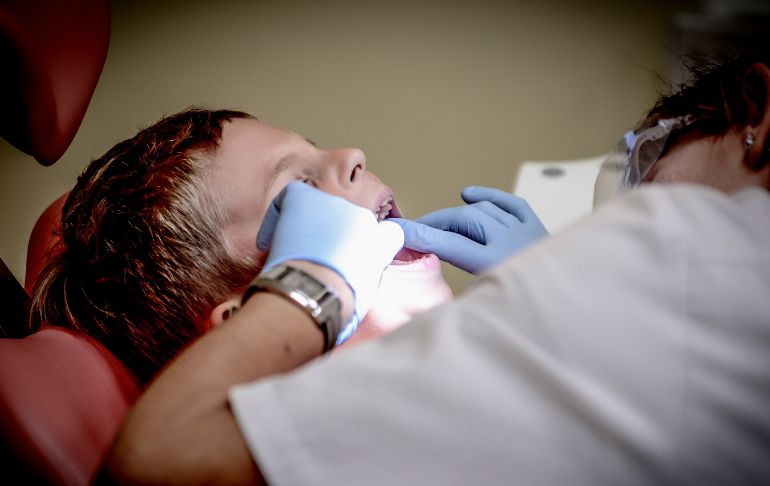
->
[[242, 264, 342, 352]]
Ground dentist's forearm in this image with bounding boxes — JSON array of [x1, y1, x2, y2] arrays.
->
[[101, 262, 353, 486]]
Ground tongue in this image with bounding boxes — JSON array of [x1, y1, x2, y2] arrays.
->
[[392, 247, 428, 264]]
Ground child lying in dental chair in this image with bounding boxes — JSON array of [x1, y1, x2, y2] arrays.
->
[[28, 108, 452, 385]]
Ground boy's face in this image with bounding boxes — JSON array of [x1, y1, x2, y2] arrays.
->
[[207, 117, 401, 265]]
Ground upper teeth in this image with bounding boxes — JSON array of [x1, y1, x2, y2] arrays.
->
[[376, 196, 393, 221]]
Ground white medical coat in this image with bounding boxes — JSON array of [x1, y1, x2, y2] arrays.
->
[[230, 184, 770, 485]]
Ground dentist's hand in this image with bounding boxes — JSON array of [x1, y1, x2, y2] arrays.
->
[[391, 186, 548, 274], [257, 182, 404, 344]]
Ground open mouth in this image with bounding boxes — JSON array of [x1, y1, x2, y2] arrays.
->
[[374, 194, 399, 222], [372, 193, 429, 264], [391, 246, 428, 264]]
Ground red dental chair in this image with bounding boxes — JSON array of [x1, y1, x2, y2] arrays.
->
[[0, 193, 141, 486], [0, 1, 142, 485]]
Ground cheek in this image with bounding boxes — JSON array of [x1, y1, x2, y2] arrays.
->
[[647, 157, 681, 183], [648, 136, 732, 186], [222, 212, 268, 276], [648, 145, 700, 184]]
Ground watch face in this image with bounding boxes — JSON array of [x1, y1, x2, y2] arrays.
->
[[282, 270, 325, 298], [252, 265, 342, 352]]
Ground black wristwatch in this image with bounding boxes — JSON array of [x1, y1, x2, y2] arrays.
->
[[242, 264, 343, 352]]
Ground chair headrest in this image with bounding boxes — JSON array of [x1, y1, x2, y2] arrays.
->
[[0, 328, 140, 485], [0, 0, 110, 165], [25, 192, 68, 295]]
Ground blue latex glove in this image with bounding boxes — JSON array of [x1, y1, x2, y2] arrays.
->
[[257, 182, 404, 344], [390, 186, 548, 274]]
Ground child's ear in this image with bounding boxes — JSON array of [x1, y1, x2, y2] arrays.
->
[[209, 297, 242, 327]]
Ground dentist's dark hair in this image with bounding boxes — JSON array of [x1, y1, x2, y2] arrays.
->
[[28, 108, 259, 384], [639, 49, 770, 169]]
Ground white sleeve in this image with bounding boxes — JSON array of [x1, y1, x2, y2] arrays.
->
[[229, 185, 770, 486]]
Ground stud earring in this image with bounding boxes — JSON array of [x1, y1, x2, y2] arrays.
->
[[744, 132, 755, 149]]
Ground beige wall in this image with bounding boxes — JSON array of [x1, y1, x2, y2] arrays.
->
[[0, 0, 672, 292]]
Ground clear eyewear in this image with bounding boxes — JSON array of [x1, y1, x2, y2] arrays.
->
[[624, 115, 695, 189], [593, 115, 694, 208]]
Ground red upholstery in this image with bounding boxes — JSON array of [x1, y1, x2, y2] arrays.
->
[[0, 194, 141, 485], [0, 3, 135, 482], [0, 0, 110, 165], [0, 329, 140, 485], [25, 192, 68, 295]]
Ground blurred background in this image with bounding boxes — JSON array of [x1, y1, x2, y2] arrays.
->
[[2, 0, 769, 293]]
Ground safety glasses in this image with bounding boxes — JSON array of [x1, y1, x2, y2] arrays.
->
[[593, 115, 695, 207], [623, 115, 695, 189]]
